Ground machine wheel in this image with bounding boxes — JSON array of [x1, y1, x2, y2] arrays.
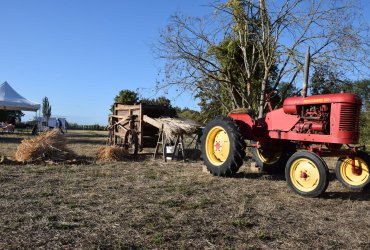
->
[[285, 151, 329, 198], [335, 151, 370, 190], [252, 141, 296, 174], [201, 116, 246, 176], [124, 129, 138, 156]]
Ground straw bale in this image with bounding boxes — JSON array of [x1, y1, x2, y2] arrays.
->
[[97, 146, 128, 161], [152, 117, 200, 141], [14, 129, 76, 162]]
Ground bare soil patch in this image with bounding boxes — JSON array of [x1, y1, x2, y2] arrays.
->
[[0, 131, 369, 249]]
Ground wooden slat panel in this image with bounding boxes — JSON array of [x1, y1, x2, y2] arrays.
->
[[114, 107, 141, 111], [139, 103, 143, 146], [110, 115, 129, 119], [143, 115, 163, 129], [115, 130, 126, 137]]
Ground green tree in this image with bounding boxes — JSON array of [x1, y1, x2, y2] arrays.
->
[[141, 96, 177, 117], [177, 107, 202, 123], [310, 66, 344, 95], [110, 90, 178, 117], [343, 79, 370, 145], [113, 89, 138, 104], [110, 90, 139, 112], [140, 96, 171, 107], [273, 82, 299, 108], [359, 109, 370, 145], [206, 36, 266, 115], [0, 110, 24, 123], [42, 97, 52, 122], [155, 0, 369, 119], [342, 79, 370, 111]]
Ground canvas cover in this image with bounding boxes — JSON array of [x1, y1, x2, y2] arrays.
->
[[0, 81, 40, 111]]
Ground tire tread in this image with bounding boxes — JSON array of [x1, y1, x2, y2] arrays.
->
[[201, 116, 246, 176]]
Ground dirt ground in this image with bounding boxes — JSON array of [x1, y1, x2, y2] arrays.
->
[[0, 131, 369, 249]]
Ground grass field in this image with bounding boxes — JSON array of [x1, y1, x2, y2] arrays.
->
[[0, 130, 369, 249]]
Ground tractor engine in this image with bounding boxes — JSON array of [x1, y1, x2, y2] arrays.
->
[[282, 93, 362, 144], [291, 104, 330, 134]]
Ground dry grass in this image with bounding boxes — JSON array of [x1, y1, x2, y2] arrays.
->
[[0, 130, 369, 249]]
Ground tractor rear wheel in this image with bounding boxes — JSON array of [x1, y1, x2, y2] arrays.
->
[[335, 151, 370, 190], [201, 116, 246, 176], [285, 151, 329, 197], [252, 141, 296, 174]]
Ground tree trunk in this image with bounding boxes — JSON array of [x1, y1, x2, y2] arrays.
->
[[258, 71, 269, 118]]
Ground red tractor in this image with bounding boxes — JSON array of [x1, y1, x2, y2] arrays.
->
[[201, 54, 369, 198]]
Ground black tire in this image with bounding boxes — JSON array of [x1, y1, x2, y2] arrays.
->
[[335, 151, 370, 190], [252, 140, 296, 174], [201, 116, 246, 176], [124, 129, 138, 156], [285, 151, 329, 198]]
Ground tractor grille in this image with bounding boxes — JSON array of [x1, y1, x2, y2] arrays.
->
[[339, 105, 360, 132]]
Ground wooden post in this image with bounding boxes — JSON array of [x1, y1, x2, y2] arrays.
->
[[154, 124, 166, 161], [154, 130, 162, 159], [171, 135, 180, 160], [170, 134, 186, 161], [179, 134, 186, 162], [162, 130, 166, 162], [139, 103, 143, 147]]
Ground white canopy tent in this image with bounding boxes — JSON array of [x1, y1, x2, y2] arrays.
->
[[0, 81, 40, 111]]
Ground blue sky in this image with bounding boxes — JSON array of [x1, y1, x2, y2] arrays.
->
[[1, 1, 369, 125], [0, 0, 209, 125]]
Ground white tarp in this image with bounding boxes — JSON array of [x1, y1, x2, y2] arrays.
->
[[0, 81, 40, 111]]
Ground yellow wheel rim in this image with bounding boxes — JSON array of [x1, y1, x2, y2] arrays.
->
[[256, 145, 281, 165], [290, 158, 320, 192], [339, 157, 369, 186], [205, 126, 230, 166]]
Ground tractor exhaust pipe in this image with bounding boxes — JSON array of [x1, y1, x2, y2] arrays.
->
[[302, 47, 310, 98]]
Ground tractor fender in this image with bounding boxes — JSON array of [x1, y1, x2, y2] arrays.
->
[[228, 113, 255, 140]]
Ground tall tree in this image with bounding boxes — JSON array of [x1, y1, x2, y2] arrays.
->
[[110, 90, 177, 117], [343, 79, 370, 111], [155, 0, 369, 118], [347, 79, 370, 145], [141, 96, 177, 116], [42, 97, 51, 122], [110, 90, 139, 112], [113, 90, 139, 105], [310, 65, 345, 95]]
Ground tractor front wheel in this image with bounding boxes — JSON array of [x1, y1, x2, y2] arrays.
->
[[335, 151, 370, 190], [285, 151, 329, 197], [201, 116, 246, 176]]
